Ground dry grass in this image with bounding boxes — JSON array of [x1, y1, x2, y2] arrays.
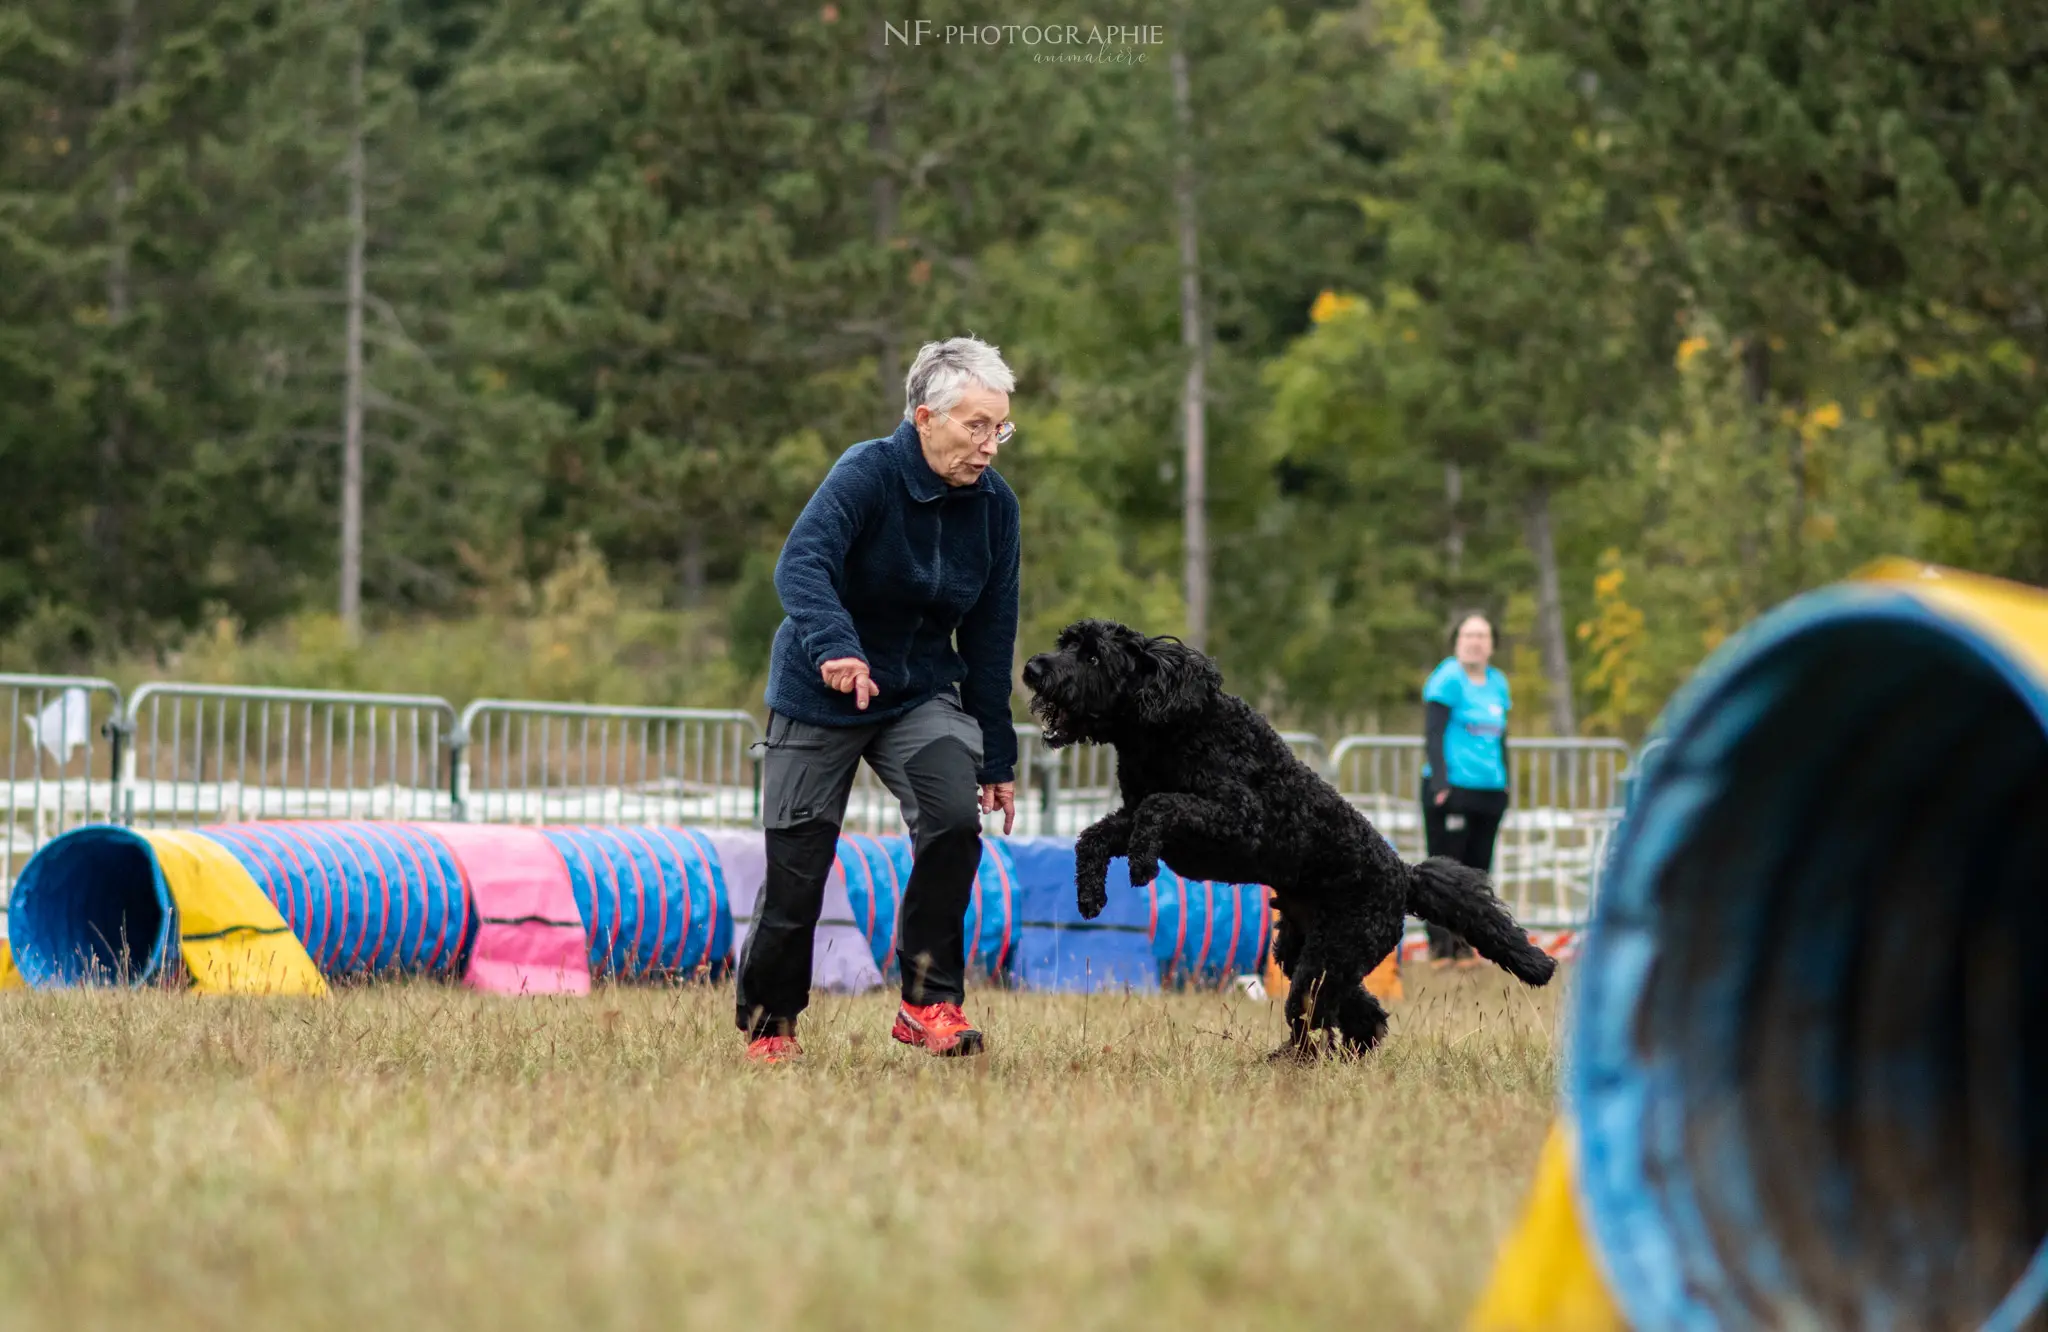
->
[[0, 967, 1563, 1332]]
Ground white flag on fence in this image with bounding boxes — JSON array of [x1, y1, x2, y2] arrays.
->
[[23, 687, 91, 765]]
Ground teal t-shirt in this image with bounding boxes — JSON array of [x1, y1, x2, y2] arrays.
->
[[1422, 658, 1511, 791]]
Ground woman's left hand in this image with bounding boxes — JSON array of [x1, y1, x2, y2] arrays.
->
[[981, 782, 1016, 835]]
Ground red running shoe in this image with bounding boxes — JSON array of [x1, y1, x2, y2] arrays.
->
[[744, 1034, 803, 1065], [891, 1001, 985, 1057]]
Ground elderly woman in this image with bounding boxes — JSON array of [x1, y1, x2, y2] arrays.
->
[[735, 337, 1021, 1064]]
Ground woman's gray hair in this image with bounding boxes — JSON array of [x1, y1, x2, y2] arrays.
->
[[903, 337, 1016, 420]]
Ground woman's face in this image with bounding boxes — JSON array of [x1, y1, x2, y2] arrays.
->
[[1455, 616, 1495, 668], [915, 385, 1011, 487]]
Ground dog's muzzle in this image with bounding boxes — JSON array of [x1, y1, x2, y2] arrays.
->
[[1023, 653, 1087, 747], [1030, 698, 1076, 748]]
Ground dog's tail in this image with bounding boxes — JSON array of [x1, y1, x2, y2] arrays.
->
[[1405, 857, 1557, 986]]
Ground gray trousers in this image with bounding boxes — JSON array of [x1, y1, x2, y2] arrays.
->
[[735, 692, 985, 1035]]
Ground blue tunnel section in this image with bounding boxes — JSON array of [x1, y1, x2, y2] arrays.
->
[[541, 825, 730, 979], [1149, 873, 1270, 985], [836, 834, 1018, 980], [5, 824, 176, 987], [1007, 838, 1158, 992], [1002, 839, 1276, 992], [835, 833, 904, 974], [204, 821, 471, 977], [1572, 585, 2048, 1332]]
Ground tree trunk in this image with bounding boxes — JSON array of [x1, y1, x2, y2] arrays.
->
[[1788, 425, 1806, 591], [340, 28, 367, 638], [1444, 459, 1464, 576], [869, 21, 899, 409], [95, 0, 140, 618], [1170, 19, 1208, 651], [1523, 481, 1577, 736], [1735, 199, 1772, 606], [1738, 335, 1773, 607]]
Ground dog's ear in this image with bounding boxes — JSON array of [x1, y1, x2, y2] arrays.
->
[[1133, 635, 1221, 723]]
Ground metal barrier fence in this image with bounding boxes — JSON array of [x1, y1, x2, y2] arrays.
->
[[4, 668, 1635, 938], [120, 683, 460, 826], [3, 675, 126, 894], [456, 700, 762, 827], [1329, 734, 1630, 928]]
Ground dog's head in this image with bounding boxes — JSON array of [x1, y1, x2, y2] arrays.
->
[[1021, 619, 1223, 748]]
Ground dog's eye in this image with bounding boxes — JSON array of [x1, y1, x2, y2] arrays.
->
[[1088, 656, 1099, 666]]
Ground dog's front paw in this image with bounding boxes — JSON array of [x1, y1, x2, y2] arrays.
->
[[1127, 851, 1160, 887], [1077, 882, 1108, 919]]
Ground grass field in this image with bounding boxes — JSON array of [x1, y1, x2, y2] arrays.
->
[[0, 966, 1562, 1332]]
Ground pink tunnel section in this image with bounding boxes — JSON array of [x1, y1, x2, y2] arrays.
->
[[418, 822, 591, 996]]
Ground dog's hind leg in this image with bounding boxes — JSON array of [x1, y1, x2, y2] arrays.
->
[[1272, 929, 1375, 1061], [1272, 909, 1396, 1060], [1270, 906, 1304, 979], [1333, 984, 1390, 1054]]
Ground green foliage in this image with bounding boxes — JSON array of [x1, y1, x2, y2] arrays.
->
[[1571, 322, 1923, 738], [2, 0, 2041, 734], [74, 535, 760, 709]]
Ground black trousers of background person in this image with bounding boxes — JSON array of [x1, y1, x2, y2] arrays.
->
[[1419, 780, 1509, 959], [735, 691, 987, 1039]]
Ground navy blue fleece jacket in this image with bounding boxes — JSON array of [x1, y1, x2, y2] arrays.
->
[[764, 419, 1022, 785]]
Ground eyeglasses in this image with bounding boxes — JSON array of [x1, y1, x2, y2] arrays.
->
[[938, 412, 1015, 447]]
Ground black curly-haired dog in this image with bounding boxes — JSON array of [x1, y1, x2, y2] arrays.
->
[[1022, 618, 1557, 1058]]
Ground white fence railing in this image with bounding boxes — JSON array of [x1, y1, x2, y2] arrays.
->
[[121, 683, 460, 826], [6, 672, 1633, 933], [456, 700, 761, 827], [3, 675, 126, 893]]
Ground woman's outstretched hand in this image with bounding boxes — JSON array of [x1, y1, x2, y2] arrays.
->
[[981, 781, 1016, 835], [820, 657, 877, 710]]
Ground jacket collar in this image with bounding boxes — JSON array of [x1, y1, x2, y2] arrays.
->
[[890, 418, 989, 502]]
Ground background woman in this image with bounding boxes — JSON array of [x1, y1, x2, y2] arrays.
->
[[1420, 611, 1512, 964]]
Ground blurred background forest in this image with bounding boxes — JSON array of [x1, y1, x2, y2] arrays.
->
[[4, 0, 2043, 741]]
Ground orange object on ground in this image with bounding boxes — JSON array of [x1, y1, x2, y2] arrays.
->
[[1261, 924, 1404, 1004], [1364, 949, 1404, 1002]]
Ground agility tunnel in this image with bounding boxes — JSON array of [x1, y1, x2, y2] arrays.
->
[[9, 822, 1246, 997], [7, 822, 1276, 997], [1471, 559, 2048, 1332], [5, 822, 737, 995]]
